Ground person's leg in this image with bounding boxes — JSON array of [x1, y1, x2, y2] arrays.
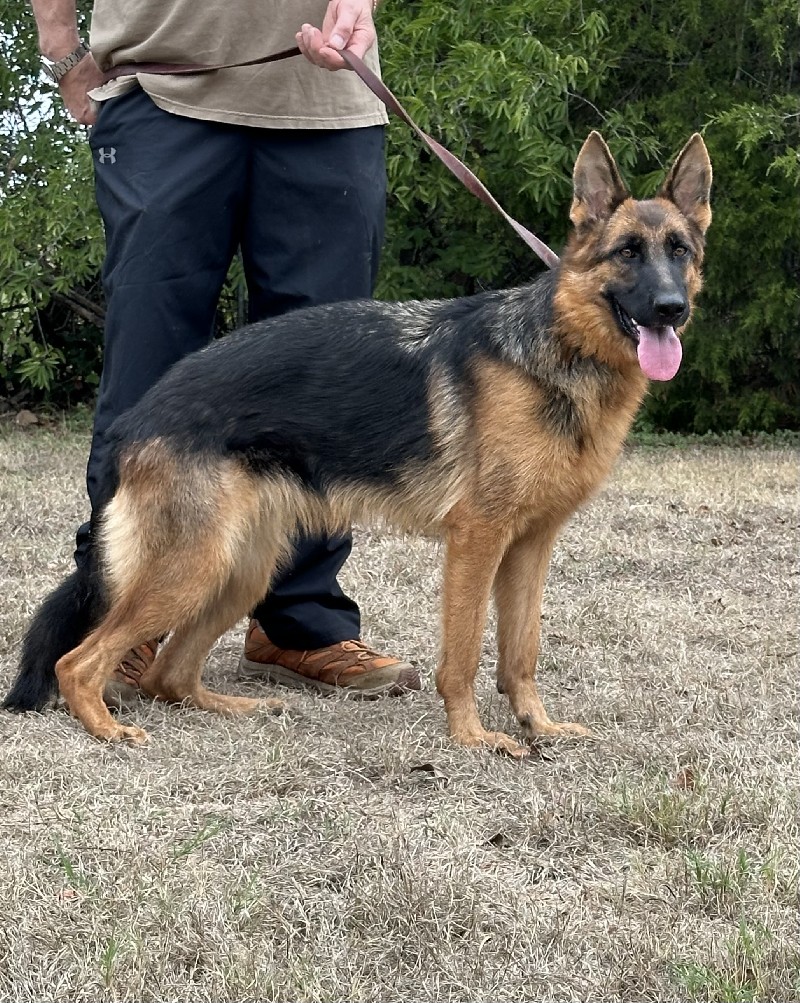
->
[[237, 125, 418, 694], [76, 89, 247, 564], [241, 126, 386, 649]]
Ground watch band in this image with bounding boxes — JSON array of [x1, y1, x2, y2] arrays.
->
[[41, 42, 90, 83]]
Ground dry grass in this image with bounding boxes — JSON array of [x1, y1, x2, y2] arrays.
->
[[0, 418, 798, 1002]]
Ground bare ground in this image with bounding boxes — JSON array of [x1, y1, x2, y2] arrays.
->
[[0, 419, 798, 1002]]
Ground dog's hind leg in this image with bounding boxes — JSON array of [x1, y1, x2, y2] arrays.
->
[[138, 576, 286, 717], [55, 597, 173, 744], [494, 522, 591, 741], [436, 514, 528, 758], [55, 550, 248, 741]]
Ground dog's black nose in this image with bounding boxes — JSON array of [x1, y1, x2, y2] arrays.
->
[[653, 294, 687, 325]]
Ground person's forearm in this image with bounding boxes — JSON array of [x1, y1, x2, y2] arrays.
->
[[30, 0, 81, 58], [30, 0, 102, 126]]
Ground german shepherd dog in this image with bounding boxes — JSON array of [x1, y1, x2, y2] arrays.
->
[[4, 132, 712, 757]]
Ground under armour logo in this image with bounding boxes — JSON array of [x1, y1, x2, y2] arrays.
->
[[98, 147, 117, 164]]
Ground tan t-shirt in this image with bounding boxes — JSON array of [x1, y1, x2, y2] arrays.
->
[[88, 0, 388, 129]]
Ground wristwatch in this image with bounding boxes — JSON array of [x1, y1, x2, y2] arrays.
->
[[41, 42, 91, 83]]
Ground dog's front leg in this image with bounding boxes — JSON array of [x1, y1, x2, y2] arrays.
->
[[494, 522, 592, 741], [436, 515, 528, 757]]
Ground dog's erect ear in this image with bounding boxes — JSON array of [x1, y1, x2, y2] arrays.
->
[[658, 133, 713, 234], [570, 131, 630, 229]]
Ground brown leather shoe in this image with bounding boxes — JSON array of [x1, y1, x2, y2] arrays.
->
[[103, 639, 158, 705], [238, 620, 420, 697]]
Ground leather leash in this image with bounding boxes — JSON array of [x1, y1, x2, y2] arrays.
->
[[103, 46, 560, 270]]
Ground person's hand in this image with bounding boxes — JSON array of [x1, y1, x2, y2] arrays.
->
[[296, 0, 376, 71], [58, 53, 106, 125]]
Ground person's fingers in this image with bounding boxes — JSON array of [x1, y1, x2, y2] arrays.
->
[[297, 22, 348, 71], [335, 22, 372, 61], [297, 4, 376, 72], [75, 99, 98, 126], [325, 3, 375, 61], [326, 5, 358, 53], [58, 54, 104, 124]]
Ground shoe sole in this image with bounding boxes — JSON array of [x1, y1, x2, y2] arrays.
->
[[237, 656, 420, 699], [103, 677, 143, 707]]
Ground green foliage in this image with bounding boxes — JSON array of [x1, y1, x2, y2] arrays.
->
[[0, 0, 241, 406], [1, 0, 797, 429], [595, 0, 800, 432], [0, 2, 105, 403], [376, 0, 620, 297], [377, 0, 799, 431]]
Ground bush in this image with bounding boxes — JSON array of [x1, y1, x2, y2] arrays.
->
[[1, 0, 797, 428], [377, 0, 799, 431]]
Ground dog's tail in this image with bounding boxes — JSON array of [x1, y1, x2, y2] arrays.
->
[[3, 561, 107, 712]]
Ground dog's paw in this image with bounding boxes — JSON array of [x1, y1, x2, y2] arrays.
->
[[518, 716, 593, 740], [260, 697, 287, 716], [94, 722, 149, 745], [452, 727, 530, 760]]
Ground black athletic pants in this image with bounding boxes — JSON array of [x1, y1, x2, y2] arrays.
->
[[79, 88, 386, 648]]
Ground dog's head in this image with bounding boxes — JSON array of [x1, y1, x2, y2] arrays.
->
[[558, 132, 712, 381]]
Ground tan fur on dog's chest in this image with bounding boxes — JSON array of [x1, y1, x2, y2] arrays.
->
[[469, 358, 645, 523]]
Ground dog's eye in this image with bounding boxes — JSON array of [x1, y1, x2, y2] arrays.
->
[[619, 247, 638, 259], [673, 245, 688, 258]]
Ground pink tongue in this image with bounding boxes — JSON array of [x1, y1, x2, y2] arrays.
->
[[636, 325, 682, 381]]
